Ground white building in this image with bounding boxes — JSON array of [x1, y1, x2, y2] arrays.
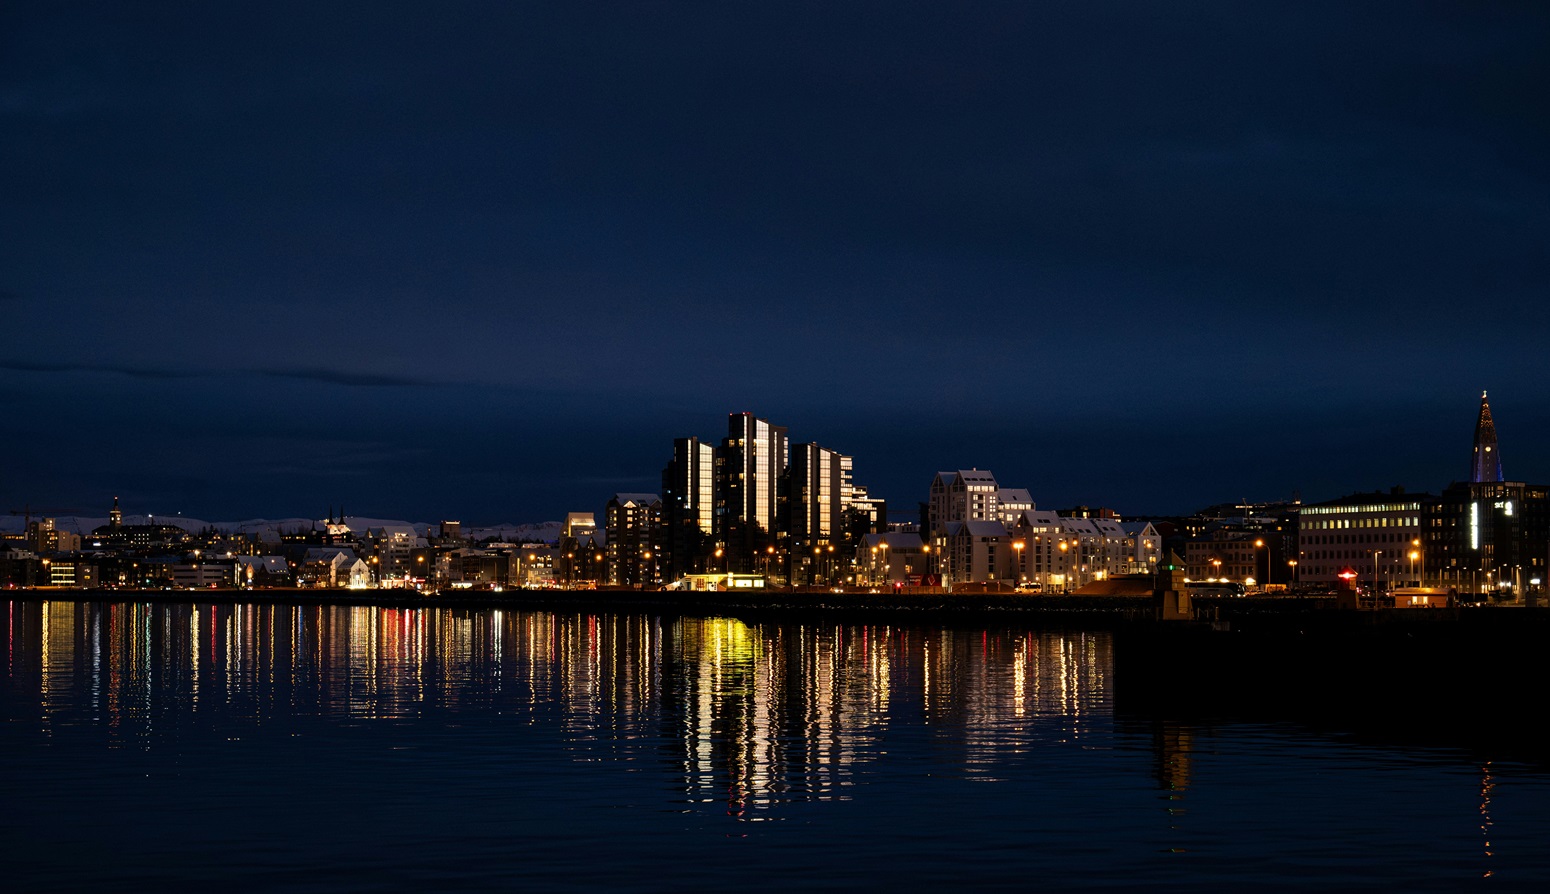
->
[[929, 469, 1001, 534], [941, 520, 1012, 585]]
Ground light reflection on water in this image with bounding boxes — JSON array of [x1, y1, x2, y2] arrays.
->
[[5, 599, 1550, 891]]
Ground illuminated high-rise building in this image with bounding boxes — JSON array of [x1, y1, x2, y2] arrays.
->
[[715, 413, 789, 563], [605, 493, 662, 586], [661, 436, 716, 578], [788, 442, 852, 549]]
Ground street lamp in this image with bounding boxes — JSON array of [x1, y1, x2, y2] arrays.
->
[[1412, 538, 1423, 586], [1013, 540, 1025, 585], [879, 541, 889, 585], [1287, 559, 1298, 588], [1254, 539, 1266, 590], [1210, 557, 1222, 581]]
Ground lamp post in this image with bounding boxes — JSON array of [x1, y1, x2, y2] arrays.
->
[[879, 541, 889, 586], [1287, 559, 1298, 588], [1412, 538, 1423, 587], [1210, 557, 1222, 581], [1013, 540, 1025, 587], [1371, 550, 1381, 599], [1254, 539, 1266, 590], [1059, 540, 1071, 592]]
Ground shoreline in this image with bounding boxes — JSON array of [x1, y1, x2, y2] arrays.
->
[[4, 585, 1170, 622]]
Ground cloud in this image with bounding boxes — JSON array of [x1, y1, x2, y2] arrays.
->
[[0, 359, 438, 388], [258, 367, 437, 388], [0, 360, 198, 379]]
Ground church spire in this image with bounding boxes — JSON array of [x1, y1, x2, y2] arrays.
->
[[1471, 391, 1503, 484]]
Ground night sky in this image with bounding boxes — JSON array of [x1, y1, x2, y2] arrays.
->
[[3, 2, 1547, 524]]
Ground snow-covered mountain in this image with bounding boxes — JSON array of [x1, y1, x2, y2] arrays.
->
[[0, 515, 568, 544]]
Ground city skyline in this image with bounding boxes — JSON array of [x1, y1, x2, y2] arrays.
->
[[0, 391, 1535, 529], [4, 3, 1547, 521]]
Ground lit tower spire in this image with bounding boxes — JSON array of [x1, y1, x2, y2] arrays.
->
[[1471, 391, 1503, 484]]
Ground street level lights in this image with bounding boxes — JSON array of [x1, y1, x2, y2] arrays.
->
[[1013, 540, 1025, 586]]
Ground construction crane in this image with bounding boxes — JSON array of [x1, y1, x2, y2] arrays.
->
[[7, 504, 91, 530]]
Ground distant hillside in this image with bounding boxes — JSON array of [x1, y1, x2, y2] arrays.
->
[[0, 515, 568, 544]]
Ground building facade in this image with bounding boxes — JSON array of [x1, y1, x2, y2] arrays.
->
[[605, 493, 663, 586]]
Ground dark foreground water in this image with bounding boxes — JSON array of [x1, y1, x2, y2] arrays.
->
[[4, 601, 1548, 891]]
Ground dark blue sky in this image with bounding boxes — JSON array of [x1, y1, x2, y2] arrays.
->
[[3, 2, 1547, 523]]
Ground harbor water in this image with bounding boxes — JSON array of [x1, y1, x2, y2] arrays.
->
[[3, 599, 1548, 891]]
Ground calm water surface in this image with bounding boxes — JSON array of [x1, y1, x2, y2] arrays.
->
[[3, 600, 1547, 891]]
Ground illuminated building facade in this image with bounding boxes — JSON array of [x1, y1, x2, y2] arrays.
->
[[787, 442, 851, 552], [1008, 510, 1079, 590], [1426, 480, 1550, 600], [1433, 391, 1550, 599], [928, 469, 1000, 535], [1006, 512, 1160, 590], [661, 436, 716, 579], [941, 520, 1012, 584], [1295, 395, 1550, 600], [715, 413, 789, 566], [605, 493, 662, 586], [996, 488, 1035, 525], [1295, 490, 1427, 588]]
